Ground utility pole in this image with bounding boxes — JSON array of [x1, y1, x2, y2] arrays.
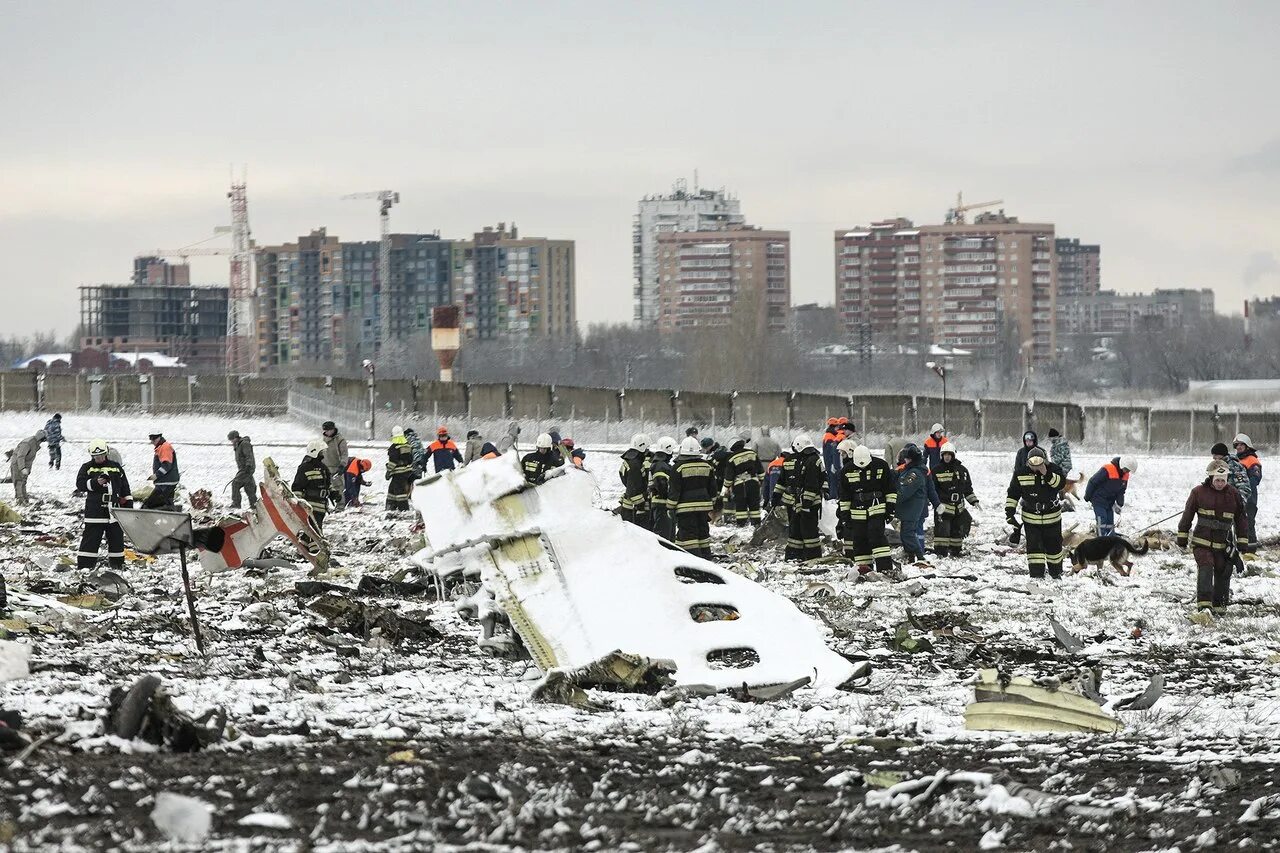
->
[[342, 191, 400, 359]]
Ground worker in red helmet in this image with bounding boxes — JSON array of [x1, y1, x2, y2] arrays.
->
[[561, 438, 586, 468], [427, 426, 464, 473]]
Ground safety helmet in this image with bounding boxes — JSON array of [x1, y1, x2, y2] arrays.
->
[[837, 438, 856, 458], [1234, 433, 1251, 447], [792, 432, 814, 451], [656, 436, 678, 455], [436, 425, 449, 436], [679, 437, 702, 456], [392, 425, 405, 438], [852, 445, 873, 469], [827, 417, 838, 427], [536, 433, 553, 450], [940, 441, 956, 457], [931, 423, 945, 435], [1119, 456, 1138, 473], [630, 433, 651, 452], [305, 439, 325, 459], [88, 439, 109, 457], [148, 432, 163, 441], [561, 438, 575, 449], [359, 459, 372, 473]]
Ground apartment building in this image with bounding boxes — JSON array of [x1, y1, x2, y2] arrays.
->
[[1058, 288, 1215, 337], [634, 181, 744, 325], [79, 282, 228, 369], [1055, 238, 1101, 298], [656, 226, 790, 335], [453, 224, 575, 341], [835, 212, 1057, 362], [255, 228, 344, 369]]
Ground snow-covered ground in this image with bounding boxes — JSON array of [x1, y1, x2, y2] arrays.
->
[[3, 412, 1280, 850]]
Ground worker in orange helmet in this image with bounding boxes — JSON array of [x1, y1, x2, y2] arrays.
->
[[427, 425, 464, 473]]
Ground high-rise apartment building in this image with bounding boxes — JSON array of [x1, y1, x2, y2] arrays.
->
[[453, 224, 575, 340], [657, 226, 789, 334], [634, 180, 744, 325], [835, 212, 1057, 362], [256, 229, 344, 369], [341, 234, 454, 360], [80, 282, 228, 369], [1055, 238, 1101, 298]]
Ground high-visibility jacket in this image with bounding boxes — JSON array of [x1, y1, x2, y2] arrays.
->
[[1237, 449, 1262, 490], [345, 458, 372, 477], [670, 455, 717, 515], [521, 449, 562, 485], [728, 446, 763, 487], [292, 457, 331, 513], [787, 447, 825, 510], [387, 438, 415, 479], [1178, 479, 1249, 551], [428, 438, 464, 472], [152, 440, 179, 486], [1006, 463, 1066, 525], [1084, 458, 1129, 507], [838, 458, 896, 520], [619, 448, 650, 511], [923, 435, 944, 471], [75, 459, 131, 520], [648, 455, 675, 510]]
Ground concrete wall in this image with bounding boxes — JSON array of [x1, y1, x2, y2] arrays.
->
[[621, 389, 675, 425], [467, 383, 509, 418], [552, 385, 619, 422], [510, 383, 554, 420], [675, 391, 733, 427], [791, 393, 848, 430], [733, 391, 790, 428]]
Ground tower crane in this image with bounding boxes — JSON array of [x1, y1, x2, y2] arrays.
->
[[945, 191, 1004, 225], [341, 190, 400, 357]]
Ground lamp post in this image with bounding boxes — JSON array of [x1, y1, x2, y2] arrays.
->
[[363, 359, 376, 441], [926, 360, 948, 427]]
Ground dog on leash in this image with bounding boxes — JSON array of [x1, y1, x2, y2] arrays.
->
[[1069, 535, 1150, 576]]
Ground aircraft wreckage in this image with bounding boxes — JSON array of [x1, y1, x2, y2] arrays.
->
[[409, 456, 858, 691]]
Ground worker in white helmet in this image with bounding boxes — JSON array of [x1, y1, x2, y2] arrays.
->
[[1084, 455, 1138, 537], [837, 444, 897, 574], [521, 433, 563, 485], [618, 434, 653, 528]]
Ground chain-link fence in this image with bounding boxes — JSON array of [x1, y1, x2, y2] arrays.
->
[[0, 372, 288, 416]]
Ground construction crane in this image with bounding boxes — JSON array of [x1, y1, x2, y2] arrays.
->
[[141, 177, 257, 375], [341, 190, 400, 358], [945, 191, 1003, 225]]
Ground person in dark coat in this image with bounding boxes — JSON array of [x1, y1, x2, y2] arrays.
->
[[45, 414, 64, 470], [143, 431, 179, 510], [647, 436, 678, 541], [895, 443, 928, 561], [75, 439, 132, 570], [521, 433, 563, 485], [386, 426, 416, 512], [670, 437, 717, 558], [228, 429, 257, 509], [726, 436, 763, 526], [1006, 446, 1066, 579], [1233, 434, 1262, 557], [785, 434, 825, 562], [1178, 462, 1249, 612], [403, 428, 428, 477], [292, 441, 332, 530], [1084, 456, 1137, 536], [619, 434, 652, 528], [427, 426, 464, 473], [930, 441, 979, 557], [838, 443, 896, 574], [1014, 430, 1039, 473]]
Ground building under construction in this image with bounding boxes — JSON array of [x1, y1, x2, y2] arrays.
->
[[79, 277, 229, 370]]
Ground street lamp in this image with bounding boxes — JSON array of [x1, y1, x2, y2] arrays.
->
[[925, 360, 948, 427], [363, 359, 377, 440]]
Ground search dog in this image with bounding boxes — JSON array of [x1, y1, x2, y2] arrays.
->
[[1069, 534, 1150, 577]]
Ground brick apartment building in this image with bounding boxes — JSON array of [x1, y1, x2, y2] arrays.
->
[[1055, 238, 1101, 298], [657, 226, 790, 335], [1058, 288, 1214, 337], [835, 212, 1057, 362]]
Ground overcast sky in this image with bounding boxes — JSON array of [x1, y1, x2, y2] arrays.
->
[[2, 0, 1278, 341]]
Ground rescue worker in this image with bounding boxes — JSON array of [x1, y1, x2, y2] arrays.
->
[[670, 437, 717, 558], [343, 457, 373, 507], [648, 436, 678, 541], [404, 427, 427, 477], [785, 433, 825, 562], [930, 441, 979, 557], [521, 432, 563, 485], [838, 442, 897, 574], [1084, 455, 1137, 537], [463, 429, 485, 465], [143, 431, 179, 510], [1211, 442, 1252, 507], [822, 418, 843, 498], [755, 426, 782, 503], [561, 438, 586, 468], [428, 426, 464, 473], [1014, 430, 1039, 472], [74, 440, 131, 570], [727, 435, 764, 526], [1006, 446, 1066, 579], [895, 444, 929, 562], [1178, 461, 1250, 613], [8, 430, 45, 505], [619, 433, 652, 528], [292, 440, 331, 530], [386, 426, 416, 512], [478, 441, 501, 460], [773, 442, 799, 522], [1233, 434, 1262, 557], [227, 430, 257, 509], [321, 421, 350, 507], [45, 414, 63, 470], [923, 423, 946, 471]]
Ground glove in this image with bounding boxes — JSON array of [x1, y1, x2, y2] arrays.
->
[[1006, 512, 1017, 527], [1176, 532, 1188, 550], [385, 471, 392, 481], [1008, 525, 1022, 546], [119, 497, 133, 508], [967, 495, 980, 506], [21, 469, 29, 477]]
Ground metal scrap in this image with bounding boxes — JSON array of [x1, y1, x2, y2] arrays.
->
[[964, 667, 1119, 734], [1114, 673, 1164, 712], [532, 650, 677, 708], [104, 675, 226, 751], [305, 592, 440, 645]]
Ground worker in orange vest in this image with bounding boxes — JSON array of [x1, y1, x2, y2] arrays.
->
[[343, 457, 373, 507]]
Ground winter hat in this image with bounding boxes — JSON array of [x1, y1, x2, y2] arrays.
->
[[467, 430, 480, 439], [53, 413, 62, 421], [322, 421, 336, 431], [1026, 447, 1047, 465], [1211, 442, 1230, 456], [700, 437, 715, 450], [227, 430, 240, 440], [1048, 428, 1060, 438]]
